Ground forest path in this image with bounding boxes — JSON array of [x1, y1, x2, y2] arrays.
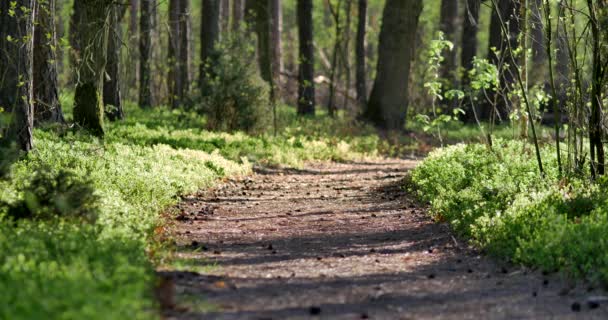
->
[[162, 159, 607, 320]]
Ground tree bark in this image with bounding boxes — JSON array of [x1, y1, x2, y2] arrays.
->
[[439, 0, 459, 85], [251, 0, 274, 99], [168, 0, 191, 108], [139, 0, 155, 108], [486, 0, 520, 120], [72, 0, 114, 136], [587, 0, 604, 176], [200, 0, 221, 88], [232, 0, 244, 31], [271, 0, 283, 98], [34, 0, 64, 124], [355, 0, 368, 109], [104, 5, 126, 121], [461, 0, 479, 82], [297, 0, 315, 115], [0, 0, 36, 151], [221, 0, 231, 34], [363, 0, 422, 130], [530, 0, 546, 75], [326, 0, 343, 116]]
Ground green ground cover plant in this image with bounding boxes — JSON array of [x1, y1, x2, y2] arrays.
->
[[412, 140, 608, 284], [0, 100, 383, 319]]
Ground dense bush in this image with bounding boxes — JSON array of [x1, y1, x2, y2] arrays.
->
[[198, 35, 270, 133], [412, 140, 608, 284]]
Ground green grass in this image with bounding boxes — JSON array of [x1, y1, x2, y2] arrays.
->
[[411, 140, 608, 284], [0, 98, 382, 319]]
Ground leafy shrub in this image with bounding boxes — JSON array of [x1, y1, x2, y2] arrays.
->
[[411, 140, 608, 284], [198, 35, 270, 133], [4, 165, 99, 222]]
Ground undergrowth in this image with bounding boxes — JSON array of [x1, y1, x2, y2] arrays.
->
[[0, 99, 382, 319], [412, 140, 608, 284]]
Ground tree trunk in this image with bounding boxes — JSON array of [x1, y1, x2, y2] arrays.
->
[[327, 0, 343, 116], [439, 0, 459, 85], [139, 0, 155, 108], [104, 5, 126, 121], [221, 0, 230, 34], [73, 0, 114, 136], [130, 0, 139, 90], [587, 0, 604, 176], [232, 0, 244, 31], [168, 0, 191, 108], [355, 0, 368, 109], [252, 0, 274, 99], [200, 0, 221, 88], [179, 0, 192, 101], [486, 0, 520, 121], [461, 0, 479, 82], [271, 0, 283, 98], [0, 0, 36, 151], [34, 0, 64, 124], [297, 0, 315, 115], [363, 0, 422, 130], [530, 0, 547, 82]]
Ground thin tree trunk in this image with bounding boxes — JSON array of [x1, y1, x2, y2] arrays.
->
[[327, 0, 343, 117], [232, 0, 244, 31], [221, 0, 231, 34], [355, 0, 368, 109], [530, 0, 547, 83], [179, 0, 191, 101], [34, 0, 64, 124], [461, 0, 479, 82], [587, 0, 604, 176], [0, 0, 36, 151], [252, 0, 274, 100], [168, 0, 190, 108], [104, 5, 126, 121], [297, 0, 315, 115], [363, 0, 423, 130], [139, 0, 155, 108], [439, 0, 459, 85], [130, 0, 140, 93], [341, 0, 353, 112], [271, 0, 283, 99], [200, 0, 221, 88], [72, 0, 114, 136]]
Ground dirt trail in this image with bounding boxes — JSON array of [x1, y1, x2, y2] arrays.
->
[[162, 160, 607, 320]]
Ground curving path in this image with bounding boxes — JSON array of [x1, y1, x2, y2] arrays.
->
[[161, 160, 607, 320]]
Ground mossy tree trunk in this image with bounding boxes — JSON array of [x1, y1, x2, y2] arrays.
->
[[34, 0, 65, 125], [0, 0, 36, 151], [297, 0, 315, 115], [363, 0, 422, 130], [72, 0, 114, 136]]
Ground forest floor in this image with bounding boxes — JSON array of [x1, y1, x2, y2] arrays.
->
[[160, 159, 608, 320]]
